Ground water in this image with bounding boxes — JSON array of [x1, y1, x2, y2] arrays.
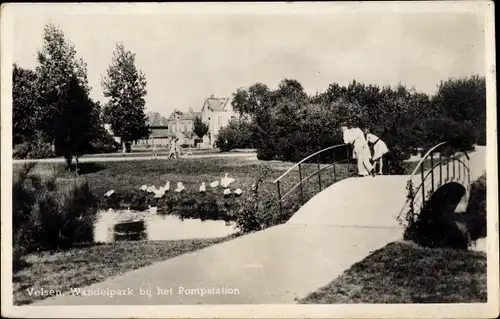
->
[[93, 209, 238, 243]]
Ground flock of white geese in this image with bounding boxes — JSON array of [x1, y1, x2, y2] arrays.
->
[[103, 173, 243, 202]]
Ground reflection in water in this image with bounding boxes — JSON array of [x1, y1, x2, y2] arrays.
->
[[94, 209, 238, 243]]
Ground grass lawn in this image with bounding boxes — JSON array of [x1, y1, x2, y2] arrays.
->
[[299, 240, 487, 304], [16, 156, 354, 223], [13, 235, 236, 305]]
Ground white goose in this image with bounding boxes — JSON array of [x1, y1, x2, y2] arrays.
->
[[234, 188, 243, 196], [146, 186, 154, 193], [223, 188, 231, 196], [148, 205, 158, 214], [140, 184, 147, 191], [175, 182, 185, 193], [210, 180, 219, 188], [153, 186, 166, 198], [220, 173, 235, 188], [104, 190, 115, 197], [199, 182, 206, 193]]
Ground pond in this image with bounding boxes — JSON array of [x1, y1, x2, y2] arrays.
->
[[93, 209, 238, 243]]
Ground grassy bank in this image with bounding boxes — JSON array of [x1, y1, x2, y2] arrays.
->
[[15, 156, 354, 227], [299, 241, 487, 304], [13, 235, 235, 305]]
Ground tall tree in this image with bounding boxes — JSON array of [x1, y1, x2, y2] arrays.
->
[[193, 116, 209, 139], [53, 76, 94, 171], [35, 23, 94, 170], [12, 64, 39, 144], [101, 42, 150, 153]]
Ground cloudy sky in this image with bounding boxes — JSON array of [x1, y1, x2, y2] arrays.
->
[[9, 3, 487, 117]]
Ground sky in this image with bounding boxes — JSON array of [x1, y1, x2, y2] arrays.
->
[[9, 3, 487, 118]]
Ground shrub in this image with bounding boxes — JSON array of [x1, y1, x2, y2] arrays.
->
[[13, 139, 54, 160], [216, 119, 255, 152], [234, 166, 281, 233], [12, 164, 98, 265], [30, 180, 98, 250], [465, 174, 487, 240], [86, 133, 120, 154], [422, 117, 477, 152]]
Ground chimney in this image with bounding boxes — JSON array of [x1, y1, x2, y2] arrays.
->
[[210, 94, 214, 99]]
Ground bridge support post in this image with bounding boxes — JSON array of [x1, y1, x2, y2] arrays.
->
[[420, 165, 425, 206], [332, 150, 336, 182], [298, 164, 304, 203], [447, 158, 450, 181], [276, 181, 283, 215], [439, 153, 443, 186], [346, 145, 351, 177], [430, 153, 435, 193], [452, 153, 456, 180], [317, 158, 322, 191]]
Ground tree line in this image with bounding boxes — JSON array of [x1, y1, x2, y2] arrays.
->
[[13, 23, 150, 168], [217, 76, 485, 171]]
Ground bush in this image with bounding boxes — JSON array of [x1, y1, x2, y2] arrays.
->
[[30, 180, 98, 250], [13, 139, 54, 160], [465, 174, 487, 240], [12, 164, 98, 267], [234, 166, 282, 233], [216, 119, 255, 152], [86, 133, 120, 154], [422, 117, 478, 152]]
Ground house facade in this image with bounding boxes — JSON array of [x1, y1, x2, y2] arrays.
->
[[166, 108, 201, 146], [200, 94, 237, 147], [134, 112, 171, 147]]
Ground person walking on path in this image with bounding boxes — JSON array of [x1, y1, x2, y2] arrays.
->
[[365, 131, 389, 175], [168, 137, 177, 159], [151, 142, 158, 160], [174, 138, 181, 158], [341, 126, 375, 177]]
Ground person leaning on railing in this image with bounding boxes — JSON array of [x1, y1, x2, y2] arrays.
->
[[341, 125, 375, 177], [364, 129, 389, 175]]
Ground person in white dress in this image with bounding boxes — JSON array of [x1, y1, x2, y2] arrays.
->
[[168, 137, 177, 159], [174, 138, 181, 158], [366, 131, 389, 175], [341, 126, 375, 176], [151, 142, 158, 160]]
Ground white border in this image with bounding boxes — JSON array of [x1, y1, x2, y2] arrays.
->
[[1, 2, 498, 318]]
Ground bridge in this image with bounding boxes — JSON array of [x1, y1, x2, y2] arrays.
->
[[278, 142, 479, 228], [34, 143, 486, 306]]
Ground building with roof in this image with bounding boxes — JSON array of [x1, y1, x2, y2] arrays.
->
[[165, 108, 201, 146], [200, 94, 237, 147]]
